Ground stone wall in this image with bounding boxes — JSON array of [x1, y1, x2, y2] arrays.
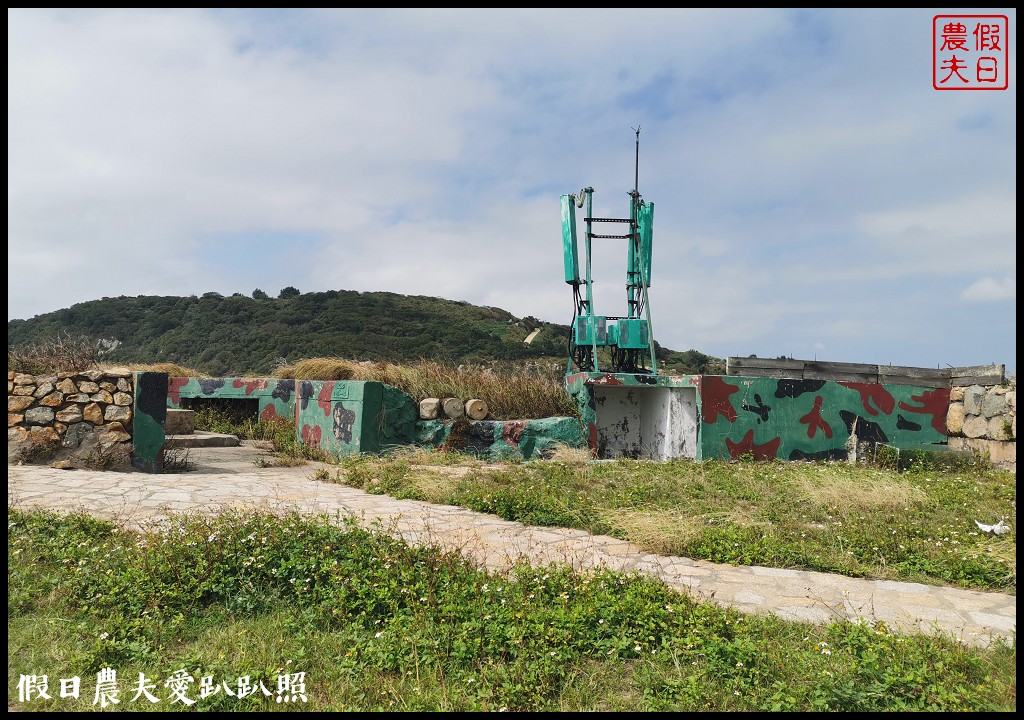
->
[[9, 366, 1016, 470], [8, 368, 135, 468], [945, 378, 1016, 469]]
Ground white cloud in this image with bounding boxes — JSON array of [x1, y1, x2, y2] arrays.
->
[[961, 276, 1016, 302], [858, 193, 1016, 276], [7, 8, 1017, 373]]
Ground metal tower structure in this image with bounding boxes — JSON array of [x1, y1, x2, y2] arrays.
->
[[561, 128, 657, 375]]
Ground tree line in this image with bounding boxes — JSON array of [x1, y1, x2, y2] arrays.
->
[[8, 289, 722, 377]]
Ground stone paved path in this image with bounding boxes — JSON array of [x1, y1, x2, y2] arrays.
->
[[7, 444, 1015, 650]]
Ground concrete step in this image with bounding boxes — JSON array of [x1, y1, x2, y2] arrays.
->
[[164, 430, 240, 448]]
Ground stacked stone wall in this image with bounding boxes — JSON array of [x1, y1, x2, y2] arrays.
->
[[7, 365, 1016, 471], [945, 378, 1016, 470], [8, 368, 135, 468]]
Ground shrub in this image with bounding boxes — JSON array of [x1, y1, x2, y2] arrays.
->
[[7, 331, 100, 375]]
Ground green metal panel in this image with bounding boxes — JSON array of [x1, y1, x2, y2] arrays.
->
[[605, 322, 619, 348], [638, 201, 653, 286], [617, 319, 649, 349], [625, 226, 636, 280], [573, 315, 608, 346], [560, 194, 580, 284]]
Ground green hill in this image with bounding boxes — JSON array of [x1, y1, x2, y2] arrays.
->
[[7, 289, 721, 377]]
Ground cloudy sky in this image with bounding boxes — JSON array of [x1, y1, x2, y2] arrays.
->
[[8, 8, 1017, 373]]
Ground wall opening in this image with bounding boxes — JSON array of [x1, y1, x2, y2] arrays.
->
[[179, 397, 260, 426], [593, 385, 698, 460]]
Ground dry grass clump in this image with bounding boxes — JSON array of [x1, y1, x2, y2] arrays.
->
[[8, 331, 100, 375], [381, 445, 480, 467], [8, 331, 210, 379], [99, 362, 209, 378], [789, 465, 927, 513], [273, 357, 577, 420], [546, 443, 594, 468], [599, 507, 705, 556], [273, 357, 362, 381], [986, 541, 1017, 579]]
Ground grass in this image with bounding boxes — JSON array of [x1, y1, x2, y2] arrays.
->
[[8, 507, 1016, 712], [188, 406, 1016, 594], [321, 448, 1016, 594]]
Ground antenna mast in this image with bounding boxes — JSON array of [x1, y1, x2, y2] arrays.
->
[[559, 128, 658, 375]]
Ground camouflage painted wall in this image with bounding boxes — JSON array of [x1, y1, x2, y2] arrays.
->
[[166, 375, 572, 460], [167, 376, 296, 424], [294, 378, 577, 459], [566, 372, 951, 462], [295, 380, 418, 457], [415, 417, 586, 459], [164, 371, 947, 464], [696, 376, 949, 461]]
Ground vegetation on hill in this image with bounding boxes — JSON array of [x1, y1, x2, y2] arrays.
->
[[6, 288, 720, 376], [7, 290, 722, 377], [6, 290, 716, 424], [7, 290, 552, 375]]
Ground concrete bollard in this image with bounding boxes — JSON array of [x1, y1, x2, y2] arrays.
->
[[442, 397, 464, 419], [419, 398, 441, 420], [465, 398, 488, 420]]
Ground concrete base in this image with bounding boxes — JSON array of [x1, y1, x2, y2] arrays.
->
[[948, 437, 1016, 471], [165, 408, 196, 435], [164, 431, 240, 449]]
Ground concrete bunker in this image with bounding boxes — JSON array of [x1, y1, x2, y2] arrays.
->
[[592, 384, 698, 460]]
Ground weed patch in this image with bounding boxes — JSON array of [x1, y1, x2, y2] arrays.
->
[[8, 507, 1015, 711]]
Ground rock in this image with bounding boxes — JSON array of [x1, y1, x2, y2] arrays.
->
[[419, 398, 441, 420]]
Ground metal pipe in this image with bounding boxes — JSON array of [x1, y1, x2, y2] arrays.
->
[[584, 188, 598, 372]]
